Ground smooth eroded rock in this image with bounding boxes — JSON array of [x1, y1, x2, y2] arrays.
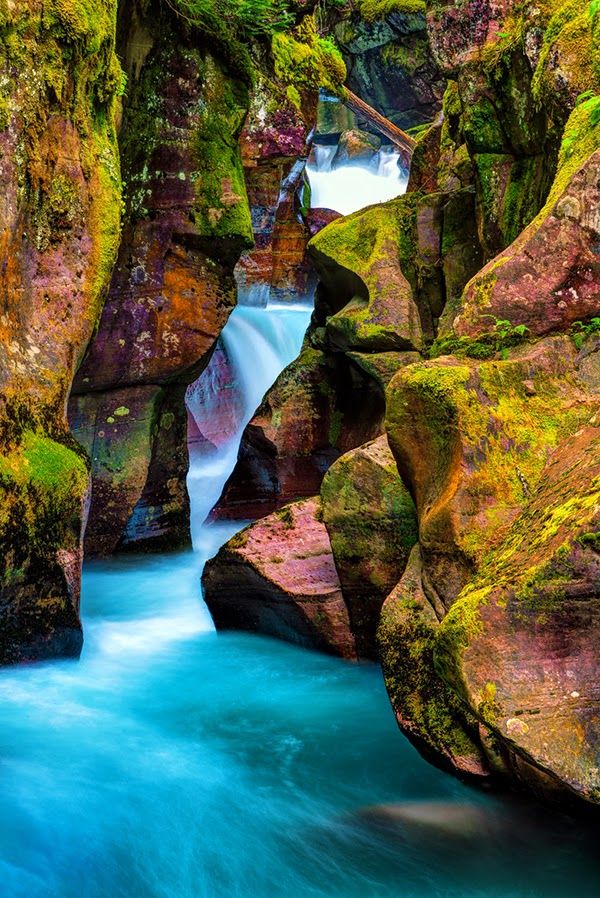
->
[[203, 497, 357, 658]]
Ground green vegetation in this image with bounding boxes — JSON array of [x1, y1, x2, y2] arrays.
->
[[272, 17, 346, 96], [170, 1, 345, 90], [570, 317, 600, 349], [357, 0, 425, 24], [547, 94, 600, 205], [429, 318, 530, 360], [172, 0, 293, 40]]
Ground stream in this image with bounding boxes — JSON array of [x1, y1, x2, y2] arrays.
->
[[0, 150, 598, 898]]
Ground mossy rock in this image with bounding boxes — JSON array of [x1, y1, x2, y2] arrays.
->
[[0, 431, 88, 663], [456, 104, 600, 340], [308, 195, 424, 352], [378, 545, 489, 778], [434, 424, 600, 806], [320, 435, 418, 658], [385, 338, 596, 609]]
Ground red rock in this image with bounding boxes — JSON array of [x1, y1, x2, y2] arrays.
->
[[456, 150, 600, 339], [0, 4, 121, 662], [321, 436, 417, 658], [305, 207, 342, 237], [203, 498, 357, 658], [69, 18, 251, 555], [214, 347, 384, 520]]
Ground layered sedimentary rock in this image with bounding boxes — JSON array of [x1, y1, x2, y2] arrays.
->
[[0, 1, 122, 662]]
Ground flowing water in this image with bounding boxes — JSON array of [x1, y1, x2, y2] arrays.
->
[[306, 144, 408, 216], [0, 546, 598, 898], [0, 153, 599, 898], [186, 300, 313, 543]]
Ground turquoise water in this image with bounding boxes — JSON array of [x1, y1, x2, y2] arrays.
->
[[0, 536, 598, 898]]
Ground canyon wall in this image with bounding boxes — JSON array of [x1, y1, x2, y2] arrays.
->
[[0, 0, 122, 662]]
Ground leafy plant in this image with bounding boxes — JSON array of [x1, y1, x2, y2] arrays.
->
[[570, 318, 600, 349], [170, 0, 295, 39]]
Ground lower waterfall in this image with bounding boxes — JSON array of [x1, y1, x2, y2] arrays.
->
[[186, 301, 313, 547]]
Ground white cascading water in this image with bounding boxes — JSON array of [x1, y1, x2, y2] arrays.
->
[[306, 143, 408, 216], [186, 300, 313, 549]]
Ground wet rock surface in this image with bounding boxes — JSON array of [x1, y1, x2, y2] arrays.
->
[[203, 497, 357, 658]]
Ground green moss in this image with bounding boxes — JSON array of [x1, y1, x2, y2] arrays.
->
[[328, 409, 344, 446], [532, 1, 600, 110], [434, 584, 489, 692], [272, 17, 346, 95], [577, 530, 600, 551], [430, 318, 530, 360], [173, 0, 294, 82], [378, 581, 484, 764], [192, 57, 253, 246], [546, 95, 600, 206], [309, 193, 422, 349], [381, 40, 427, 74], [275, 505, 294, 529], [462, 98, 507, 155], [0, 430, 88, 554], [357, 0, 425, 24]]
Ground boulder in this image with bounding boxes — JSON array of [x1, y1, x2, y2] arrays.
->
[[321, 435, 417, 658], [308, 197, 425, 352], [305, 207, 343, 238], [203, 497, 357, 658], [333, 129, 381, 167], [382, 334, 600, 804], [456, 139, 600, 340], [436, 423, 600, 805]]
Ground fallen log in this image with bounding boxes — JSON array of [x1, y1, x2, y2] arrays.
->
[[342, 88, 417, 160]]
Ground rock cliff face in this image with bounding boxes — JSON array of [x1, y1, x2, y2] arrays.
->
[[333, 3, 445, 131], [67, 1, 329, 555], [0, 0, 122, 662], [207, 0, 600, 808], [68, 0, 253, 555], [0, 2, 341, 648]]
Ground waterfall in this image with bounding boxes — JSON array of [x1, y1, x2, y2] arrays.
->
[[306, 146, 408, 216], [312, 143, 337, 173], [186, 301, 313, 548]]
